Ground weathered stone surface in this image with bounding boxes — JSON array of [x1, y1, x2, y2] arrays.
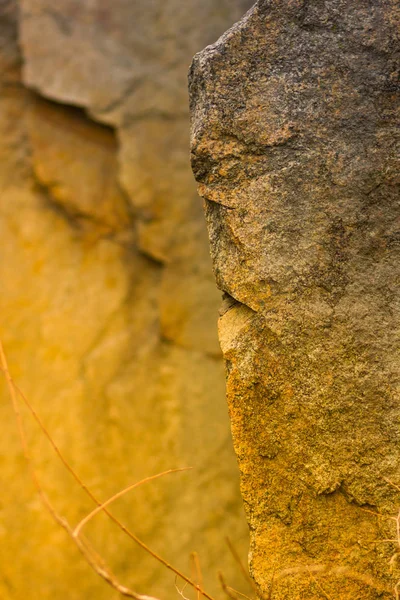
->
[[20, 0, 252, 121], [190, 1, 400, 598], [0, 1, 255, 599], [19, 0, 254, 262], [28, 97, 132, 235]]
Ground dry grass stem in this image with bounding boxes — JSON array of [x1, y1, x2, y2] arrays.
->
[[363, 478, 400, 599], [218, 573, 252, 600], [74, 468, 192, 538], [4, 333, 399, 600], [275, 563, 391, 594], [0, 340, 163, 600], [0, 339, 217, 600], [226, 538, 260, 599], [306, 566, 333, 600], [191, 552, 203, 600], [225, 588, 253, 600], [175, 576, 191, 600], [218, 572, 240, 600], [384, 478, 400, 494]]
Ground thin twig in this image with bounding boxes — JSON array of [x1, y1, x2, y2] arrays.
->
[[226, 537, 260, 598], [306, 566, 333, 600], [175, 575, 191, 600], [275, 563, 391, 594], [218, 575, 253, 600], [225, 588, 253, 600], [191, 552, 203, 600], [384, 478, 400, 494], [218, 572, 240, 600], [74, 468, 191, 538], [0, 341, 215, 600], [1, 365, 216, 600], [0, 339, 159, 600]]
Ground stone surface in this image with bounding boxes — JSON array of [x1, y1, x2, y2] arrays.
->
[[190, 1, 400, 598], [20, 0, 255, 265], [0, 1, 255, 599]]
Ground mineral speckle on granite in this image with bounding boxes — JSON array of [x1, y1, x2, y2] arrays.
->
[[190, 1, 400, 598], [0, 2, 256, 599]]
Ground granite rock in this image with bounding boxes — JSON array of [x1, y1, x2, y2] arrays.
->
[[190, 1, 400, 597], [0, 1, 255, 599]]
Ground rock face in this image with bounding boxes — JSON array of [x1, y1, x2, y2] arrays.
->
[[0, 2, 255, 599], [190, 1, 400, 598]]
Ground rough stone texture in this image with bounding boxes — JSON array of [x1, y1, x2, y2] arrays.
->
[[0, 1, 254, 599], [190, 1, 400, 598]]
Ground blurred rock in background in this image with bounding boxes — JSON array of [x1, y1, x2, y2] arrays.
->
[[0, 1, 254, 598]]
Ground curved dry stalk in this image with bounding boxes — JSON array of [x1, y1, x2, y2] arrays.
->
[[74, 468, 192, 538], [218, 572, 240, 600], [225, 538, 260, 599], [175, 576, 191, 600], [306, 566, 333, 600], [57, 509, 160, 600], [275, 563, 391, 594], [364, 482, 400, 599], [7, 371, 216, 600], [0, 340, 216, 600], [191, 552, 203, 600], [222, 586, 252, 600], [0, 341, 55, 518], [0, 339, 162, 600], [218, 572, 253, 600], [384, 478, 400, 494]]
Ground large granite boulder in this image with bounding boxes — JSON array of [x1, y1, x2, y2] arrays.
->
[[190, 1, 400, 598], [0, 2, 254, 599]]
